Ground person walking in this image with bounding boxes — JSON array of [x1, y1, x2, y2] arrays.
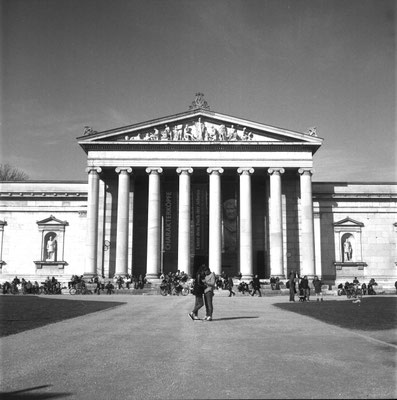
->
[[251, 275, 262, 297], [226, 275, 235, 297], [188, 267, 206, 321], [288, 271, 296, 302], [203, 266, 216, 321]]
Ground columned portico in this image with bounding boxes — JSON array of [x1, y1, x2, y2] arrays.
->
[[207, 167, 224, 275], [78, 96, 323, 281], [298, 168, 315, 277], [238, 167, 254, 279], [115, 167, 133, 276], [84, 166, 102, 277], [146, 167, 163, 279], [176, 167, 193, 275], [268, 168, 285, 278]]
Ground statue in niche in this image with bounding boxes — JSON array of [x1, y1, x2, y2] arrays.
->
[[343, 238, 352, 262], [223, 199, 238, 253], [46, 235, 57, 261]]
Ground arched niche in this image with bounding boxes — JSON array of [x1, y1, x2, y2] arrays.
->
[[333, 217, 366, 273], [43, 231, 58, 261], [341, 233, 354, 262], [34, 215, 68, 270]]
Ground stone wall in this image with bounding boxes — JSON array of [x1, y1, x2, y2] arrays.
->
[[313, 182, 397, 285], [0, 182, 87, 282]]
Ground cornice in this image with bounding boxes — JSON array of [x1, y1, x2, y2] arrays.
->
[[313, 193, 397, 200], [0, 192, 87, 199], [79, 141, 321, 154]]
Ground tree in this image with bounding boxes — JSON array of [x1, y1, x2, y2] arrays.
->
[[0, 164, 29, 181]]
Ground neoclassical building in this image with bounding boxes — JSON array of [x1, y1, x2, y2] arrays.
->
[[1, 94, 396, 285]]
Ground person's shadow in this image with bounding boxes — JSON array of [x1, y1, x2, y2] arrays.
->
[[211, 316, 259, 322]]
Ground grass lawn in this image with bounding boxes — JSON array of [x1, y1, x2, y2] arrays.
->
[[0, 295, 125, 337], [273, 297, 397, 333]]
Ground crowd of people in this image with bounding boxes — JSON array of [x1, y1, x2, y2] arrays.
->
[[1, 276, 62, 295], [1, 272, 391, 301], [286, 272, 324, 302], [159, 270, 189, 295], [338, 277, 378, 296]]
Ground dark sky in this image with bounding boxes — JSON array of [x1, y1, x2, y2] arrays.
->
[[1, 0, 395, 181]]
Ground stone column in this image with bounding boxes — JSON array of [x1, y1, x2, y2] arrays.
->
[[115, 167, 133, 276], [177, 167, 193, 276], [207, 167, 224, 275], [238, 167, 254, 280], [298, 168, 315, 277], [85, 167, 102, 277], [267, 168, 285, 278], [314, 211, 322, 278], [146, 167, 163, 279]]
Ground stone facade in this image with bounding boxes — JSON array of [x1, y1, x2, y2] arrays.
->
[[0, 182, 87, 281], [313, 183, 397, 286], [0, 180, 395, 286], [0, 102, 396, 286]]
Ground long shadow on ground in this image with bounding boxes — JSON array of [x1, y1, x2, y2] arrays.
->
[[0, 296, 125, 337], [273, 297, 397, 332], [0, 385, 72, 399]]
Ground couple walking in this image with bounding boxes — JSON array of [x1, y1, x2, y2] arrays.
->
[[188, 264, 215, 321]]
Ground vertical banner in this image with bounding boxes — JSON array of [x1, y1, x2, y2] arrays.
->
[[191, 183, 209, 253], [162, 181, 178, 272]]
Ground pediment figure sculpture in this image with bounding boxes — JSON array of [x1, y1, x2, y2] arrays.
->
[[77, 103, 323, 153]]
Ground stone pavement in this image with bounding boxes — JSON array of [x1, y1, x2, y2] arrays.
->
[[1, 295, 396, 399]]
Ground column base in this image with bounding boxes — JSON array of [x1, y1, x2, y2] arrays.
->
[[241, 274, 253, 281], [83, 272, 96, 280], [145, 273, 159, 280]]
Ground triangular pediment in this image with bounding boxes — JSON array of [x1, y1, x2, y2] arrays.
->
[[36, 215, 68, 226], [333, 217, 364, 227], [77, 108, 323, 148]]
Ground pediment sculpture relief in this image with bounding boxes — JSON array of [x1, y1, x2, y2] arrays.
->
[[121, 119, 259, 142]]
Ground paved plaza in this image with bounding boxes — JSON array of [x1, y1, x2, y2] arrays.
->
[[1, 294, 396, 399]]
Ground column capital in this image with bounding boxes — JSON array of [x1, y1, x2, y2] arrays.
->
[[237, 167, 254, 176], [145, 167, 163, 175], [206, 167, 224, 175], [176, 167, 193, 175], [86, 166, 102, 174], [298, 168, 314, 176], [115, 167, 133, 174], [267, 168, 285, 176]]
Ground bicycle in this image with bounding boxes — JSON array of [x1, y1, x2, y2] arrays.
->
[[69, 283, 92, 295]]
